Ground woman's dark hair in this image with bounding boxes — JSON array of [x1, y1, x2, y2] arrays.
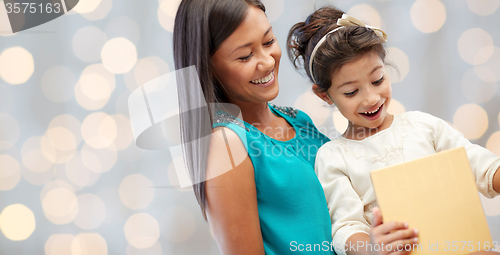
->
[[173, 0, 265, 220], [287, 6, 387, 93]]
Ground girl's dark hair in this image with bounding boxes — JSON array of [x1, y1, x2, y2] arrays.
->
[[173, 0, 265, 220], [287, 6, 387, 92]]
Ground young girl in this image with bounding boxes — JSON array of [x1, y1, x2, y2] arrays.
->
[[287, 6, 500, 255]]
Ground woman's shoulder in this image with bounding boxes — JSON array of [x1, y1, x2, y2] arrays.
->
[[269, 103, 318, 128]]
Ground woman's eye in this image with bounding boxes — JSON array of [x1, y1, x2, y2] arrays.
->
[[264, 38, 275, 46], [239, 53, 253, 61], [373, 76, 384, 85], [344, 90, 358, 97]]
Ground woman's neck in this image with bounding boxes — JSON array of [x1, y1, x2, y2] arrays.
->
[[238, 102, 274, 127], [235, 101, 295, 141]]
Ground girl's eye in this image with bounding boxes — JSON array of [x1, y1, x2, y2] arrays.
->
[[239, 53, 253, 61], [344, 90, 358, 97], [264, 38, 275, 46], [373, 76, 384, 85]]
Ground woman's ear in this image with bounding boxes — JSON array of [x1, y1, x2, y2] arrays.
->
[[312, 84, 334, 105]]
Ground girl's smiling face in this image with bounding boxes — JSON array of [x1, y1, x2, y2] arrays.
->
[[211, 5, 281, 106], [323, 52, 393, 138]]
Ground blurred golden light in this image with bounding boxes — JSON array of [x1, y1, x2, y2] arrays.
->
[[160, 206, 196, 243], [46, 127, 78, 152], [466, 0, 500, 16], [73, 193, 106, 230], [119, 174, 155, 210], [387, 99, 406, 115], [43, 130, 77, 165], [126, 242, 162, 255], [75, 82, 109, 110], [71, 233, 108, 255], [101, 37, 138, 74], [65, 153, 101, 187], [105, 16, 141, 45], [124, 213, 160, 249], [474, 66, 497, 83], [453, 104, 488, 140], [347, 4, 382, 28], [332, 110, 349, 134], [486, 131, 500, 156], [458, 28, 494, 65], [477, 46, 500, 82], [0, 154, 21, 190], [42, 187, 79, 224], [0, 47, 34, 85], [72, 26, 108, 63], [41, 66, 76, 103], [45, 234, 75, 255], [133, 56, 169, 91], [410, 0, 446, 33], [82, 112, 117, 149], [294, 90, 329, 126], [158, 1, 178, 32], [79, 0, 112, 21], [20, 164, 55, 186], [0, 113, 20, 150], [22, 148, 54, 173], [80, 144, 117, 173], [72, 0, 101, 13], [40, 180, 73, 197], [80, 73, 112, 101], [49, 114, 83, 143], [111, 114, 134, 150], [461, 68, 496, 103], [0, 1, 14, 37], [21, 136, 56, 175], [0, 204, 36, 241], [75, 64, 116, 110], [386, 47, 410, 84]]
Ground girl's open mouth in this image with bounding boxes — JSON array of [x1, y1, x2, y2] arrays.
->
[[360, 104, 383, 120]]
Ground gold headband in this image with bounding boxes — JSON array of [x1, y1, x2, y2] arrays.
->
[[308, 13, 388, 84]]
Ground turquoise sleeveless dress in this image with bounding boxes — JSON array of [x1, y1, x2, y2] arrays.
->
[[213, 103, 336, 254]]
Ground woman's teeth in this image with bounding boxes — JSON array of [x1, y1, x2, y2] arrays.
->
[[250, 71, 273, 84], [362, 105, 381, 115]]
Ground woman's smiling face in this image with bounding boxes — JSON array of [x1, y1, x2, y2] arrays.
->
[[211, 5, 281, 105], [327, 52, 393, 135]]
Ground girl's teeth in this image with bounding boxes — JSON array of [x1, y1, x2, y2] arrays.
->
[[363, 105, 381, 114]]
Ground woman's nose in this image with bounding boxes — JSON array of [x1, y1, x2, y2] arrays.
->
[[258, 51, 275, 71]]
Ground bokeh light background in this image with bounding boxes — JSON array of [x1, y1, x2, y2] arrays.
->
[[0, 0, 499, 254]]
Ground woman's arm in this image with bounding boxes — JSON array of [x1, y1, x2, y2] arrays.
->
[[205, 127, 265, 255]]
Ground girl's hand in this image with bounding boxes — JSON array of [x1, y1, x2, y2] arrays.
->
[[369, 207, 419, 255]]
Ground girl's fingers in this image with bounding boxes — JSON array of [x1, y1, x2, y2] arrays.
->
[[372, 221, 409, 236], [372, 207, 383, 227], [381, 228, 418, 245]]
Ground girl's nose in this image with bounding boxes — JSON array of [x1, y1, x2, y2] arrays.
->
[[365, 88, 380, 106]]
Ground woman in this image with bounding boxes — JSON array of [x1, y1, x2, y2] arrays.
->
[[172, 0, 416, 254]]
